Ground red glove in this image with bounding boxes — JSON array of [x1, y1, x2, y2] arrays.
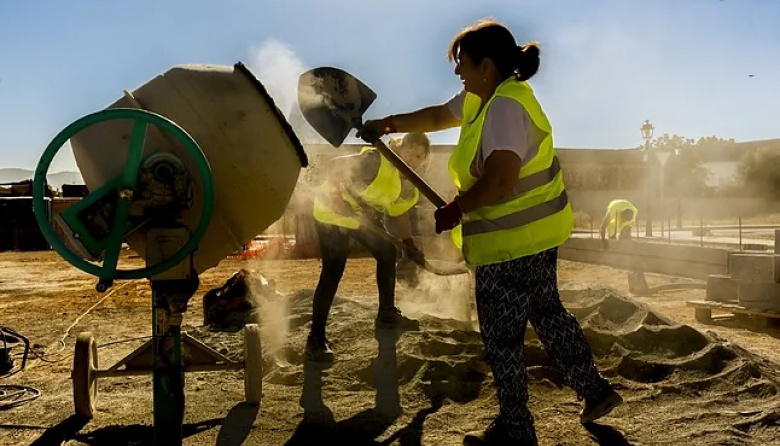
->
[[434, 201, 462, 234]]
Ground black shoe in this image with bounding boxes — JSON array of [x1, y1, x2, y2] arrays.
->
[[463, 417, 538, 446], [375, 307, 420, 331], [305, 334, 334, 363], [580, 388, 623, 424]]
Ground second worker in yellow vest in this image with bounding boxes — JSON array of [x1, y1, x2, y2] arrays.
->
[[600, 199, 638, 250], [305, 132, 431, 364], [359, 18, 622, 446]]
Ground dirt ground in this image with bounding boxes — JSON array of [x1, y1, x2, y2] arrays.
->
[[2, 250, 780, 446]]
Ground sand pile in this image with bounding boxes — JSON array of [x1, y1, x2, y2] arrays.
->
[[183, 279, 780, 445]]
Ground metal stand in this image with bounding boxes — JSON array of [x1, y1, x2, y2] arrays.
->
[[151, 278, 195, 445]]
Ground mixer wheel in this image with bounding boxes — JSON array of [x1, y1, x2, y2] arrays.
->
[[243, 324, 262, 405], [73, 332, 98, 418]]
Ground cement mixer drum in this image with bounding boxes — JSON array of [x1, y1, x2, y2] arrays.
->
[[69, 63, 308, 274]]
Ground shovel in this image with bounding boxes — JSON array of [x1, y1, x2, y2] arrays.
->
[[362, 222, 470, 276], [297, 67, 467, 277], [297, 67, 447, 208]]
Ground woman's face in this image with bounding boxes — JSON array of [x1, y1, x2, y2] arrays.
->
[[454, 50, 484, 95]]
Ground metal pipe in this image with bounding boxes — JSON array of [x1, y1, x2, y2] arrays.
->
[[700, 216, 704, 247], [96, 362, 245, 378], [739, 216, 742, 250]]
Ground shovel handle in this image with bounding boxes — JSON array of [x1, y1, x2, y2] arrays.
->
[[362, 135, 447, 208]]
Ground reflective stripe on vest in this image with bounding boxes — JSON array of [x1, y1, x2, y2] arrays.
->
[[463, 190, 569, 236], [510, 156, 561, 196], [448, 79, 573, 266]]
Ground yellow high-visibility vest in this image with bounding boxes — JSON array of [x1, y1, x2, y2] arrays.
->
[[448, 79, 573, 266], [606, 199, 637, 238], [313, 147, 419, 229]]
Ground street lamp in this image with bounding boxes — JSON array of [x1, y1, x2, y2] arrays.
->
[[640, 120, 654, 236]]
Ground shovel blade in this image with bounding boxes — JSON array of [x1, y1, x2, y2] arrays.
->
[[297, 67, 376, 147]]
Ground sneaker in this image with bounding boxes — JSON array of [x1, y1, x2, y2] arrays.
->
[[305, 334, 334, 363], [375, 307, 420, 331], [463, 418, 538, 446], [580, 388, 623, 424]]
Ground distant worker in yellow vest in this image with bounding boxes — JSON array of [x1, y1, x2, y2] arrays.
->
[[599, 199, 638, 250], [306, 132, 430, 363], [360, 19, 622, 446]]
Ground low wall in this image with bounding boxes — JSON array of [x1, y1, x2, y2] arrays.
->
[[559, 238, 730, 280]]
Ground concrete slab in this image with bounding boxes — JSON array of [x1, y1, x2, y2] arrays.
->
[[738, 282, 780, 311], [706, 274, 738, 303], [728, 253, 779, 283]]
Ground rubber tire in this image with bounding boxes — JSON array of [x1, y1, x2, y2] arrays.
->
[[243, 324, 262, 405], [73, 332, 98, 418]]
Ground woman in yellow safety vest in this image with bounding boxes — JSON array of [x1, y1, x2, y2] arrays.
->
[[359, 19, 622, 446], [600, 199, 638, 249], [306, 132, 430, 364]]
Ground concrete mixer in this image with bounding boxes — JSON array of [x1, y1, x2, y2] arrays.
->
[[32, 62, 307, 445]]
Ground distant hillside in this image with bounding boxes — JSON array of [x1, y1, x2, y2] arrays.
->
[[0, 168, 84, 189]]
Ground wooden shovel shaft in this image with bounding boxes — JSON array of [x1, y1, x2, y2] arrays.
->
[[369, 138, 447, 208]]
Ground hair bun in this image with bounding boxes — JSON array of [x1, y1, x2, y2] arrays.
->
[[520, 42, 540, 59]]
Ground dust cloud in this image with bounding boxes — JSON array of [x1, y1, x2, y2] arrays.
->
[[248, 39, 325, 145], [399, 269, 475, 327], [243, 265, 291, 368]]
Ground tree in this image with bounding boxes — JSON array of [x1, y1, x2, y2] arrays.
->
[[643, 133, 710, 197], [738, 145, 780, 200]]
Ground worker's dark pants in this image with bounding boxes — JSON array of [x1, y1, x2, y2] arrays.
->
[[309, 221, 397, 338], [475, 247, 612, 441]]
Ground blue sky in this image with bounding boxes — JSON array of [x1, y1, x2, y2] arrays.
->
[[1, 0, 778, 173]]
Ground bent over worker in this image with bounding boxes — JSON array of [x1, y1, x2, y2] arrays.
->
[[600, 199, 637, 249], [306, 132, 430, 363]]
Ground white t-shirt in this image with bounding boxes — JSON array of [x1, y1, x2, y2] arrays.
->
[[446, 90, 543, 177]]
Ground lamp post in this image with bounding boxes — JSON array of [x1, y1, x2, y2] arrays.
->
[[641, 120, 654, 236]]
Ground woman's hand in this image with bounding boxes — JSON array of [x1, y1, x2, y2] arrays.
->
[[434, 201, 462, 233], [356, 116, 396, 141]]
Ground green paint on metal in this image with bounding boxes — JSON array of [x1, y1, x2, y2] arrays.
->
[[33, 108, 215, 282]]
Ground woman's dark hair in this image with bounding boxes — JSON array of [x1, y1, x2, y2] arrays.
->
[[448, 18, 540, 82]]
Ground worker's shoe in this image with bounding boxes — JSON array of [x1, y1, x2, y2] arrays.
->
[[580, 388, 623, 424], [375, 307, 420, 331], [305, 333, 334, 364], [463, 417, 538, 446]]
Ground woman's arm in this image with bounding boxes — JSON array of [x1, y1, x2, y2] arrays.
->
[[360, 104, 460, 137], [454, 151, 522, 214], [392, 104, 461, 133]]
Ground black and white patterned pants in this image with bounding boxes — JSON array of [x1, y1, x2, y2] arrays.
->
[[475, 247, 612, 441]]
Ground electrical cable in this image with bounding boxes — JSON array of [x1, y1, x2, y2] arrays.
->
[[9, 281, 135, 365], [0, 385, 40, 410], [0, 280, 135, 409]]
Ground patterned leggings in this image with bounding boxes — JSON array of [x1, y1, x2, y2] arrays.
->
[[476, 247, 612, 441]]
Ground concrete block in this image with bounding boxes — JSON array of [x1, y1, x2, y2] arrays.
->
[[729, 253, 779, 283], [738, 282, 780, 311], [706, 274, 738, 302]]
